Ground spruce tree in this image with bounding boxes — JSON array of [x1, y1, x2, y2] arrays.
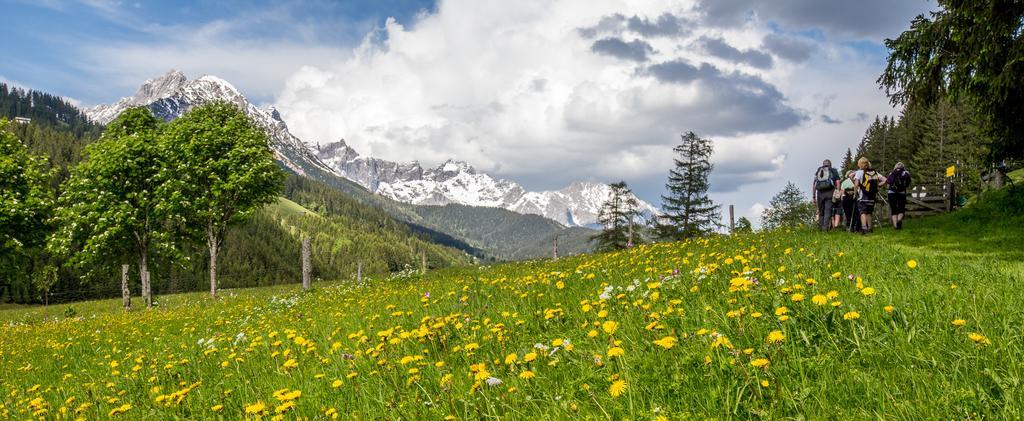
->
[[591, 182, 642, 252], [657, 132, 720, 240], [841, 148, 855, 173]]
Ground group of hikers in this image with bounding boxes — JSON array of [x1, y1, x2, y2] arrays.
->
[[811, 157, 912, 234]]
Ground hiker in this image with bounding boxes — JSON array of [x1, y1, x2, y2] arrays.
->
[[886, 162, 911, 230], [841, 170, 860, 232], [811, 159, 841, 231], [854, 157, 887, 234], [831, 184, 843, 229]]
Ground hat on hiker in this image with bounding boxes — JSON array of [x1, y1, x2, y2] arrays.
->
[[822, 159, 832, 167], [894, 161, 905, 170]]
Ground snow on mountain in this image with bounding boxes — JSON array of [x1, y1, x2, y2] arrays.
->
[[86, 70, 657, 227], [85, 70, 335, 177], [318, 139, 657, 226]]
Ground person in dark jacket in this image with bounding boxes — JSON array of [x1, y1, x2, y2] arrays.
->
[[886, 162, 911, 230], [811, 159, 841, 231]]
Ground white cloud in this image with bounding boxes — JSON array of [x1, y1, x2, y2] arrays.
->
[[275, 0, 814, 198]]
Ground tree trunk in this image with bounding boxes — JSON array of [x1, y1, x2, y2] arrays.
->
[[208, 226, 219, 300], [139, 251, 152, 308], [121, 264, 131, 310], [301, 235, 311, 290]]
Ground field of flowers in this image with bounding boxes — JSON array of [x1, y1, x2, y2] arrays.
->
[[2, 223, 1022, 419]]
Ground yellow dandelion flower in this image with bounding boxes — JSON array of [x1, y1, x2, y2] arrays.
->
[[968, 332, 991, 346], [861, 287, 876, 296], [331, 379, 343, 388], [842, 311, 860, 320], [791, 293, 805, 302], [907, 259, 918, 268], [607, 347, 625, 357], [281, 359, 298, 369], [211, 404, 223, 412], [602, 321, 619, 335], [884, 305, 895, 312], [775, 306, 789, 316], [587, 329, 598, 338], [761, 380, 770, 387], [812, 295, 828, 306], [653, 336, 677, 349], [245, 401, 266, 414], [556, 281, 565, 289], [952, 319, 967, 327], [609, 379, 627, 397], [750, 358, 769, 368], [766, 330, 785, 344], [504, 353, 517, 364], [524, 352, 537, 362], [519, 371, 536, 379]]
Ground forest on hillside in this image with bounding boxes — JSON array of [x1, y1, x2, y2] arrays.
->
[[0, 84, 470, 304]]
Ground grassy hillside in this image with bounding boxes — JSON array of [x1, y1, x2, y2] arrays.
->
[[2, 186, 1020, 418], [290, 164, 597, 261]]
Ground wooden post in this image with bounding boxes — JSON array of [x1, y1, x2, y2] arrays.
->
[[143, 270, 152, 308], [552, 235, 558, 260], [729, 205, 735, 233], [301, 236, 311, 290], [421, 250, 427, 274], [121, 264, 131, 309], [357, 261, 363, 284]]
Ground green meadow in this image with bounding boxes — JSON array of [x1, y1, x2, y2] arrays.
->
[[1, 185, 1022, 419]]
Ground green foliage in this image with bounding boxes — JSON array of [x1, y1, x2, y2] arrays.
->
[[879, 0, 1024, 160], [855, 99, 989, 197], [159, 102, 285, 295], [761, 182, 815, 230], [48, 108, 173, 284], [0, 83, 102, 140], [592, 181, 643, 252], [0, 119, 53, 279], [733, 217, 753, 234], [658, 132, 720, 240]]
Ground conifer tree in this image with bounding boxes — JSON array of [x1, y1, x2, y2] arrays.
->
[[657, 132, 720, 240], [591, 181, 642, 252], [841, 148, 855, 173]]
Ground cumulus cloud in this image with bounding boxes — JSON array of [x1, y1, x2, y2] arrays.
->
[[697, 0, 936, 40], [276, 0, 805, 197], [271, 0, 934, 221], [590, 37, 654, 62], [761, 33, 816, 62], [699, 36, 773, 69], [578, 12, 689, 38]]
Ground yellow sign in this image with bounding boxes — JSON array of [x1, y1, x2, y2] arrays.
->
[[946, 165, 955, 177]]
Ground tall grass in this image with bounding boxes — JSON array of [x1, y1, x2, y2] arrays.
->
[[1, 188, 1022, 419]]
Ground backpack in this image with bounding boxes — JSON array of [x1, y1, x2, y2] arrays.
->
[[861, 170, 879, 195], [890, 169, 911, 192], [815, 166, 835, 191]]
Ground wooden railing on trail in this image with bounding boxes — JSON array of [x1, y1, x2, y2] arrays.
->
[[902, 179, 957, 217]]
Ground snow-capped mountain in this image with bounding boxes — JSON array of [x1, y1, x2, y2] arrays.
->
[[86, 70, 335, 177], [87, 70, 657, 227], [318, 139, 658, 226]]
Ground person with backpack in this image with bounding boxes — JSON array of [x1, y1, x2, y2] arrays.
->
[[840, 170, 860, 232], [854, 157, 887, 234], [886, 162, 911, 230], [811, 159, 841, 231]]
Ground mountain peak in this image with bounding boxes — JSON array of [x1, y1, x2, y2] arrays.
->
[[438, 159, 475, 174], [132, 69, 187, 105]]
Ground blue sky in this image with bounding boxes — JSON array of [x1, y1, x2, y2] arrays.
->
[[1, 0, 436, 104], [0, 0, 937, 226]]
